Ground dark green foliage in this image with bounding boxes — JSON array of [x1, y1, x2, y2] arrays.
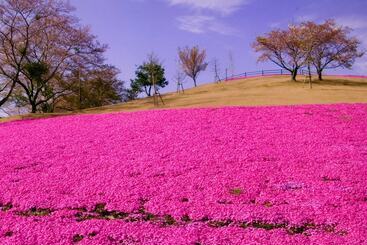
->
[[130, 59, 168, 97], [23, 62, 49, 85], [62, 66, 125, 110]]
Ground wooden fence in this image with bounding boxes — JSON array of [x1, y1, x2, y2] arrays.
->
[[223, 69, 315, 81]]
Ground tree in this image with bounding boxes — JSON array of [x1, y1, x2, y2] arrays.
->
[[0, 0, 106, 113], [125, 79, 141, 101], [60, 65, 124, 110], [228, 51, 235, 78], [130, 54, 168, 97], [174, 69, 186, 94], [0, 81, 16, 107], [253, 26, 306, 81], [301, 20, 364, 80], [178, 46, 208, 87], [212, 58, 221, 83]]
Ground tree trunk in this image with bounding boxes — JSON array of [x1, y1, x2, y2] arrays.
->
[[144, 86, 151, 97], [291, 68, 298, 81], [31, 102, 37, 113], [318, 70, 323, 81], [308, 63, 312, 89], [193, 77, 197, 87]]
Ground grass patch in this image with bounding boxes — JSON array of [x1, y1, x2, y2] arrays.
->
[[18, 207, 53, 217], [72, 234, 84, 243], [0, 202, 13, 211], [229, 188, 243, 196]]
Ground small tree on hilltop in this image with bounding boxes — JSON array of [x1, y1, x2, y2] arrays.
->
[[212, 58, 222, 83], [301, 20, 364, 81], [253, 26, 306, 81], [130, 54, 168, 97], [178, 46, 208, 87]]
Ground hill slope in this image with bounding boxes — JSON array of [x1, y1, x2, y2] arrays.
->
[[85, 75, 367, 113], [1, 75, 367, 122]]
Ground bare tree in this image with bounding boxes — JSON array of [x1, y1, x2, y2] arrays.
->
[[0, 0, 106, 113], [299, 24, 319, 89], [254, 20, 364, 83], [253, 26, 306, 81], [174, 69, 186, 94], [212, 58, 221, 83], [0, 81, 16, 107], [301, 20, 364, 80], [178, 46, 208, 87], [228, 51, 235, 78], [0, 0, 31, 107]]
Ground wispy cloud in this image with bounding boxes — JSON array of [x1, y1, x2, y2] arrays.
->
[[165, 0, 250, 15], [176, 15, 213, 34], [177, 15, 238, 35], [167, 0, 248, 35]]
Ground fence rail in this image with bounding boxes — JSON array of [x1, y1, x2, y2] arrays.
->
[[218, 69, 367, 83], [223, 69, 315, 81]]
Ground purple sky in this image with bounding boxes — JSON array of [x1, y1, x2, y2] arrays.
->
[[70, 0, 367, 92]]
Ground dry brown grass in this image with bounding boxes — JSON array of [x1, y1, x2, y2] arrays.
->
[[1, 75, 367, 123]]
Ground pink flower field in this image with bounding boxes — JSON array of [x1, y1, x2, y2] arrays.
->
[[0, 104, 367, 245]]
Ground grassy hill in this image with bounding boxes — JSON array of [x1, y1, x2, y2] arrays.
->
[[1, 75, 367, 123]]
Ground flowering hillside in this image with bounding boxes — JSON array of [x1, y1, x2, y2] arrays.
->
[[0, 104, 366, 245]]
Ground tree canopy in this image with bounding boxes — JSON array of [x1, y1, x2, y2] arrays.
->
[[178, 46, 208, 87], [300, 20, 364, 80], [129, 54, 168, 97], [253, 20, 364, 81], [0, 0, 122, 113]]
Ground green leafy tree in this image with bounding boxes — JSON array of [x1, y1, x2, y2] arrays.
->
[[130, 55, 168, 97], [125, 79, 142, 100], [60, 65, 125, 110]]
